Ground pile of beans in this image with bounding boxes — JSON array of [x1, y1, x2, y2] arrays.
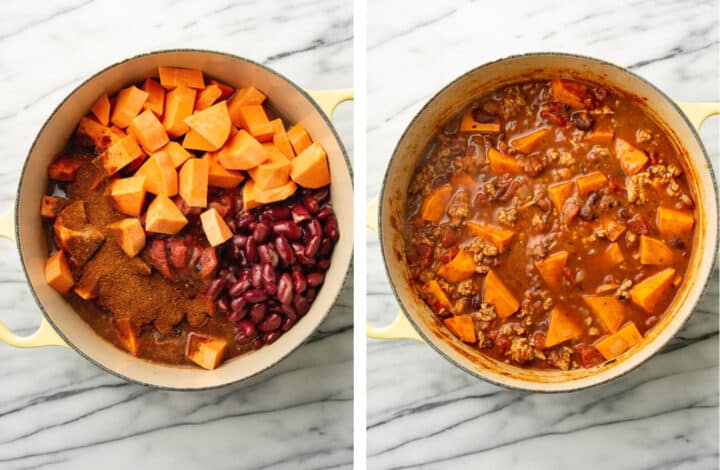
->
[[205, 186, 338, 349]]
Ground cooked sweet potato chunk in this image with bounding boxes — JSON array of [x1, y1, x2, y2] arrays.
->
[[465, 222, 514, 253], [254, 180, 297, 205], [109, 175, 147, 216], [594, 321, 643, 360], [614, 138, 648, 176], [40, 195, 71, 219], [107, 218, 145, 258], [141, 77, 165, 116], [242, 180, 262, 212], [110, 86, 148, 129], [186, 333, 227, 370], [195, 84, 223, 111], [145, 194, 188, 235], [583, 295, 624, 333], [249, 145, 291, 190], [160, 141, 193, 169], [438, 250, 476, 283], [90, 93, 111, 126], [640, 235, 674, 266], [114, 316, 139, 356], [200, 208, 233, 247], [575, 171, 608, 196], [290, 142, 330, 189], [483, 270, 519, 319], [547, 180, 575, 213], [423, 279, 453, 311], [136, 154, 178, 196], [233, 105, 274, 142], [178, 158, 209, 208], [45, 251, 73, 296], [228, 86, 267, 124], [420, 185, 452, 223], [270, 118, 295, 159], [218, 130, 269, 170], [163, 85, 197, 138], [544, 306, 583, 348], [551, 79, 587, 109], [656, 207, 694, 237], [534, 251, 568, 290], [183, 101, 232, 150], [459, 109, 501, 134], [158, 67, 205, 90], [287, 124, 313, 155], [443, 315, 477, 343], [488, 148, 521, 175], [129, 109, 169, 152], [630, 267, 675, 313], [102, 135, 145, 176], [202, 152, 245, 188], [510, 128, 550, 153], [48, 158, 83, 182]]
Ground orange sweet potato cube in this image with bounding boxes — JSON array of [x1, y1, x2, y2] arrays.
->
[[615, 138, 649, 176], [202, 153, 245, 188], [583, 295, 625, 333], [656, 207, 694, 237], [179, 158, 209, 208], [488, 148, 522, 175], [195, 84, 223, 111], [290, 142, 330, 189], [443, 314, 477, 343], [186, 333, 227, 370], [158, 67, 205, 89], [136, 154, 178, 196], [249, 145, 291, 190], [40, 195, 71, 219], [48, 158, 83, 182], [228, 86, 267, 124], [547, 180, 575, 213], [534, 250, 569, 290], [209, 79, 234, 100], [102, 135, 145, 176], [141, 78, 165, 116], [437, 250, 476, 283], [254, 180, 297, 205], [114, 316, 139, 356], [544, 306, 583, 348], [510, 128, 550, 153], [482, 270, 519, 319], [161, 141, 193, 169], [182, 129, 217, 151], [629, 267, 676, 313], [90, 93, 111, 126], [163, 85, 197, 138], [76, 116, 115, 151], [420, 185, 452, 223], [639, 235, 674, 266], [200, 208, 233, 247], [145, 194, 188, 235], [242, 180, 262, 212], [270, 118, 295, 159], [45, 251, 74, 296], [107, 218, 146, 258], [594, 321, 643, 360], [286, 124, 313, 155], [234, 105, 274, 142], [183, 101, 232, 150], [465, 222, 515, 253], [575, 171, 608, 196], [110, 86, 149, 128], [218, 130, 270, 170], [129, 109, 169, 152], [109, 175, 147, 216]]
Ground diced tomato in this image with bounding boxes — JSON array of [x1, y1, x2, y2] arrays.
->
[[197, 247, 218, 278], [495, 336, 511, 355], [167, 238, 188, 269], [576, 343, 604, 368], [147, 238, 174, 280]]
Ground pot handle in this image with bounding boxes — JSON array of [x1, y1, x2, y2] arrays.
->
[[676, 101, 720, 130], [365, 196, 423, 342], [305, 88, 354, 118], [0, 207, 68, 348]]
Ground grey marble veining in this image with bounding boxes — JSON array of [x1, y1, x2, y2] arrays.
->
[[0, 1, 353, 469], [366, 0, 719, 468]]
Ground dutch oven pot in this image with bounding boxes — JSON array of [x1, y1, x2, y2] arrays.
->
[[0, 49, 353, 390], [369, 52, 718, 392]]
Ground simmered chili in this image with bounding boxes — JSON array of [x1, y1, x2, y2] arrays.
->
[[404, 79, 696, 370]]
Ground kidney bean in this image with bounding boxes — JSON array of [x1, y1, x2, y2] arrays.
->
[[230, 297, 247, 314], [206, 277, 226, 299], [292, 205, 312, 224], [263, 331, 281, 344], [316, 204, 334, 220], [227, 307, 247, 322], [260, 313, 282, 332], [249, 303, 267, 324], [275, 236, 296, 265], [245, 237, 258, 263], [281, 303, 297, 320], [228, 272, 250, 297], [325, 216, 339, 241], [236, 213, 255, 231], [317, 259, 331, 271], [272, 220, 302, 239], [244, 288, 268, 303], [224, 270, 238, 286], [250, 264, 263, 288], [317, 238, 333, 258], [306, 288, 317, 301], [235, 322, 255, 345], [251, 337, 264, 350], [282, 316, 296, 331], [292, 269, 307, 294], [304, 196, 320, 214], [305, 235, 322, 258], [307, 272, 325, 287], [294, 295, 310, 315], [263, 206, 291, 221], [311, 188, 329, 203], [278, 273, 294, 305], [217, 295, 230, 312], [257, 244, 272, 264], [253, 220, 271, 243], [296, 252, 315, 266], [262, 263, 277, 295]]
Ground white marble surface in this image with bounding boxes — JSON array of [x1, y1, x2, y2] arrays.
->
[[367, 1, 719, 468], [0, 1, 353, 469]]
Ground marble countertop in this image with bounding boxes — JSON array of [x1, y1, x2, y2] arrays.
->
[[0, 1, 353, 469], [366, 1, 719, 469]]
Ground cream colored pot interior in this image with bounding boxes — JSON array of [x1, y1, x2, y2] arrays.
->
[[17, 50, 353, 389], [380, 53, 717, 392]]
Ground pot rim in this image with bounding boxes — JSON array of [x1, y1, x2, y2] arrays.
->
[[14, 48, 353, 391], [378, 51, 718, 393]]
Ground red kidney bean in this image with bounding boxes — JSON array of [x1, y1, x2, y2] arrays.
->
[[317, 258, 331, 271], [245, 237, 258, 263], [281, 316, 296, 331], [251, 337, 264, 350], [278, 273, 294, 304], [262, 263, 277, 295], [257, 244, 272, 264], [306, 288, 317, 301], [294, 295, 310, 315], [236, 213, 255, 231], [206, 277, 226, 298], [306, 218, 322, 238], [249, 303, 267, 324], [227, 307, 247, 322], [316, 204, 334, 219], [305, 235, 322, 258], [325, 216, 339, 241], [244, 289, 268, 303], [217, 295, 230, 312], [292, 205, 312, 224], [304, 196, 320, 214], [307, 272, 324, 287], [229, 272, 251, 297], [263, 206, 291, 221], [235, 328, 254, 346], [274, 236, 296, 266], [260, 313, 282, 332], [250, 264, 263, 288], [311, 188, 329, 203], [317, 238, 333, 258], [292, 269, 307, 294], [281, 303, 297, 320], [273, 220, 302, 240], [263, 331, 281, 344], [253, 221, 271, 243]]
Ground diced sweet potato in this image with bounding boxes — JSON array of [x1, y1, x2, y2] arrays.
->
[[136, 154, 178, 196], [614, 138, 648, 176], [76, 116, 116, 151], [465, 222, 514, 253], [270, 118, 295, 159], [450, 173, 474, 188], [90, 93, 110, 126], [419, 185, 452, 223], [109, 175, 147, 216], [583, 295, 624, 333], [186, 333, 227, 370], [160, 141, 193, 168], [287, 124, 313, 155], [218, 130, 269, 170], [163, 85, 197, 138], [182, 129, 217, 151], [550, 79, 587, 109], [145, 194, 188, 235], [209, 79, 234, 100], [289, 142, 330, 189], [45, 251, 73, 296], [438, 250, 476, 283], [73, 276, 98, 300], [443, 315, 477, 343], [141, 78, 165, 116], [629, 267, 675, 313], [184, 101, 232, 150], [656, 207, 694, 237], [510, 128, 550, 153], [179, 158, 209, 208], [114, 316, 139, 356], [40, 195, 71, 219], [107, 218, 146, 258], [534, 250, 568, 290], [483, 269, 519, 319], [255, 180, 297, 205], [110, 86, 149, 129], [243, 180, 262, 212], [53, 224, 105, 267], [575, 171, 608, 196], [202, 152, 245, 188], [594, 321, 643, 360], [547, 180, 575, 213], [195, 84, 223, 111], [228, 86, 267, 124], [102, 135, 145, 176], [158, 67, 205, 89], [544, 306, 583, 348], [605, 219, 626, 242], [488, 148, 521, 175], [48, 158, 83, 181], [423, 279, 453, 310], [200, 208, 233, 247], [640, 235, 674, 266], [586, 123, 614, 144], [233, 105, 274, 141], [249, 145, 291, 190], [601, 242, 625, 269], [129, 109, 169, 152], [459, 109, 501, 134]]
